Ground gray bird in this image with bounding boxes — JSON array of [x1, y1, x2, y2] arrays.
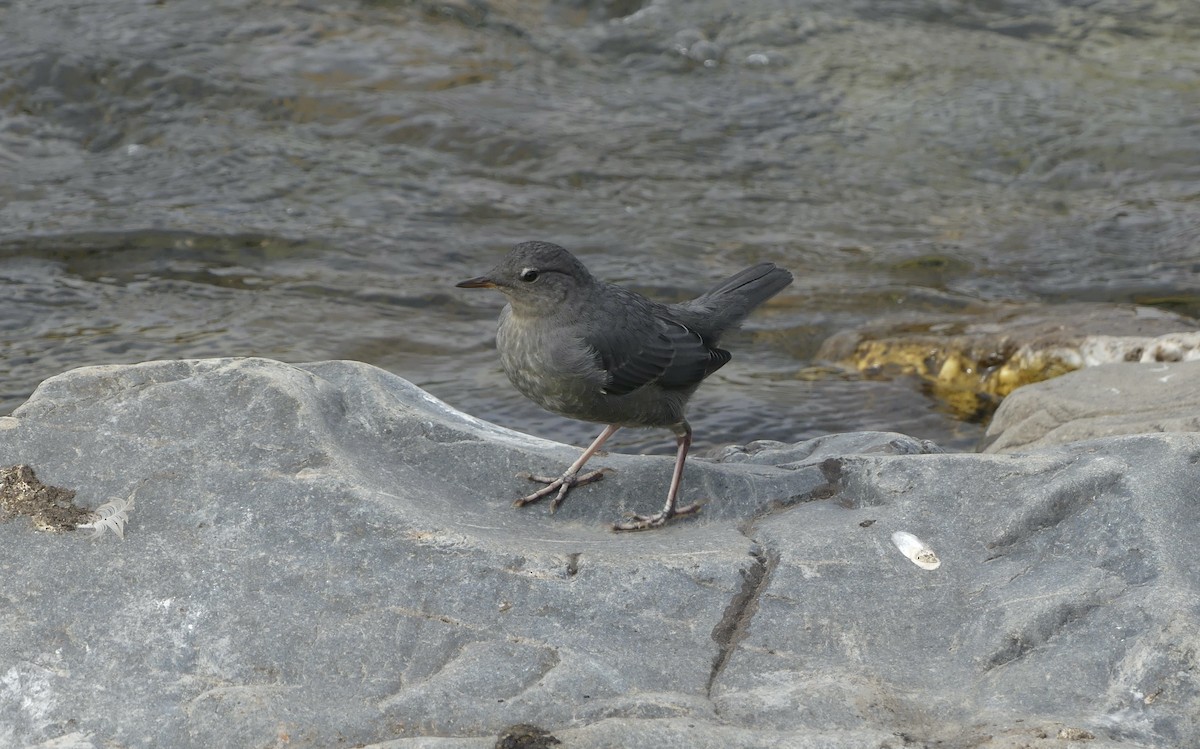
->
[[457, 241, 792, 531]]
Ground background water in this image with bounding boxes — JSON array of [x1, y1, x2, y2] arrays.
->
[[1, 0, 1198, 454]]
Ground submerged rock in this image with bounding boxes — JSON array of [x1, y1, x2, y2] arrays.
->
[[0, 357, 1195, 748], [817, 303, 1198, 421]]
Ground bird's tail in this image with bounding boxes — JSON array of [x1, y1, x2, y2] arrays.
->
[[677, 262, 793, 335]]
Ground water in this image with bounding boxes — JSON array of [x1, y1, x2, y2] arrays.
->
[[2, 0, 1198, 454]]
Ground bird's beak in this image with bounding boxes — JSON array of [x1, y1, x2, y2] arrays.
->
[[456, 276, 497, 289]]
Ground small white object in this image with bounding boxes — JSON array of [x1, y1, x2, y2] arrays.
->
[[77, 493, 136, 539], [891, 531, 940, 570]]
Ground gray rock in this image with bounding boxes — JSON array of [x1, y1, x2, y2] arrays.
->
[[983, 361, 1200, 453], [1, 358, 1196, 748]]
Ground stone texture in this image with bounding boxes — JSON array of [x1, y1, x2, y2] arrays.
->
[[816, 303, 1198, 421], [1, 358, 1197, 748], [983, 361, 1200, 453]]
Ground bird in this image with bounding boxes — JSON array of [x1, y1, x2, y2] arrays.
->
[[456, 241, 792, 531]]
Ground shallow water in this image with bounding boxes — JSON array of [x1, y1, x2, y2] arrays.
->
[[2, 0, 1198, 453]]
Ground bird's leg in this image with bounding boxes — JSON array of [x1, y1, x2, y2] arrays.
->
[[515, 424, 620, 513], [612, 421, 702, 532]]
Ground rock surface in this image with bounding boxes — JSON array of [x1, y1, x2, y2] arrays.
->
[[1, 358, 1197, 748], [817, 303, 1198, 421], [984, 361, 1200, 453]]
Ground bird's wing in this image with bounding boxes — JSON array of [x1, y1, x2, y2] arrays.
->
[[586, 307, 730, 396]]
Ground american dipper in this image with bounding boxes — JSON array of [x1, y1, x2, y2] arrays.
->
[[457, 241, 792, 531]]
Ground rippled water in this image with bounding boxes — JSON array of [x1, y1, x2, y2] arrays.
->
[[2, 0, 1198, 453]]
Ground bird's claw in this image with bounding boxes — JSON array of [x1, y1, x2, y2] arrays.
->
[[514, 468, 609, 512], [611, 501, 703, 532]]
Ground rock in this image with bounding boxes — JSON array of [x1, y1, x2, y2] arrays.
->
[[817, 303, 1198, 421], [493, 723, 560, 748], [1, 357, 1196, 748], [0, 463, 89, 531], [982, 361, 1200, 453]]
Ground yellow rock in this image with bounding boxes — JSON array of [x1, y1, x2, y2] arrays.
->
[[817, 304, 1198, 423]]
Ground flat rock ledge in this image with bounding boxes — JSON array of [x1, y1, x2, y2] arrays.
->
[[1, 358, 1197, 749], [983, 360, 1200, 454]]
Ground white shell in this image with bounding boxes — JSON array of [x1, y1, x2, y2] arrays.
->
[[891, 531, 940, 570]]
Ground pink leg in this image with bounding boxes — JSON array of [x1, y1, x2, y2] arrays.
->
[[612, 421, 702, 532], [516, 424, 621, 513]]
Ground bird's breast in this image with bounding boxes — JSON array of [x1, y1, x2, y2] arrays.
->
[[495, 307, 689, 428], [496, 310, 603, 417]]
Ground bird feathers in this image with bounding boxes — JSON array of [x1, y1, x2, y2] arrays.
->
[[473, 242, 791, 428], [676, 262, 793, 334], [76, 493, 135, 539], [585, 287, 727, 396]]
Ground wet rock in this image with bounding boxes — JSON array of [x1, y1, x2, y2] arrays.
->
[[982, 360, 1200, 453], [0, 358, 1195, 748], [549, 0, 646, 22], [817, 303, 1198, 421]]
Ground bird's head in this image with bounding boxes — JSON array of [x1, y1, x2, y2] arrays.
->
[[456, 241, 595, 315]]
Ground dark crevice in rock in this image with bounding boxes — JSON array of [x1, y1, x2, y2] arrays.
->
[[494, 723, 561, 749], [986, 469, 1125, 551], [565, 552, 581, 577], [707, 543, 776, 697], [737, 458, 846, 536], [819, 457, 845, 484]]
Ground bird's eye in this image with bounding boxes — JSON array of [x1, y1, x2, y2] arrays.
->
[[519, 268, 539, 282]]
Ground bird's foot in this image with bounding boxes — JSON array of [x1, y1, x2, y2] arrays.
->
[[611, 501, 702, 532], [514, 468, 610, 513]]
